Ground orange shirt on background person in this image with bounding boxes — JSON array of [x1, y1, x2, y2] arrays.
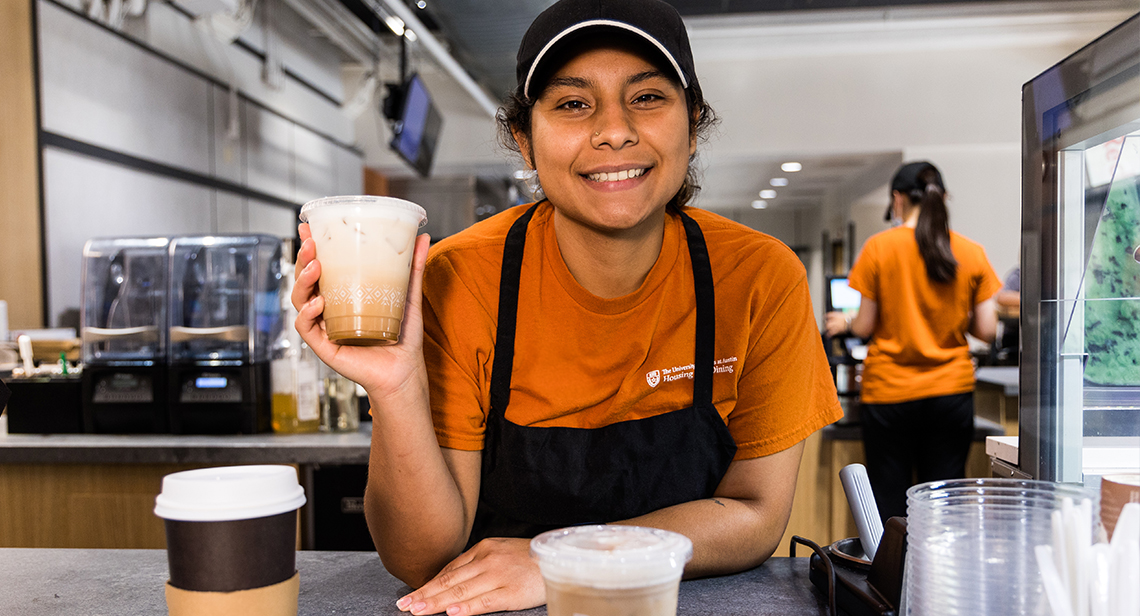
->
[[848, 226, 1003, 404], [422, 201, 844, 461]]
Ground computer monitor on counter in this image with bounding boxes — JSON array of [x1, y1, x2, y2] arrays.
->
[[827, 276, 861, 314]]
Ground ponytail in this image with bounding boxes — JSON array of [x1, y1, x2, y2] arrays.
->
[[911, 167, 957, 283]]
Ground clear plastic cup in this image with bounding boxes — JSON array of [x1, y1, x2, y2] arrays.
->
[[299, 196, 427, 345], [531, 525, 692, 616], [905, 478, 1098, 616]]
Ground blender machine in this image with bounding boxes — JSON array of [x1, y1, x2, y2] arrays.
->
[[167, 235, 283, 434], [80, 237, 170, 433]]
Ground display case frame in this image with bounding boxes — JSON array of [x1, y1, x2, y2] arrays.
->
[[1021, 12, 1140, 482]]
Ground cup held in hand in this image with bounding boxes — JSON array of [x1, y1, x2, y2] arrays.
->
[[299, 196, 428, 346]]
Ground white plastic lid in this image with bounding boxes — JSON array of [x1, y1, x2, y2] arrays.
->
[[299, 195, 427, 226], [154, 465, 307, 522], [530, 525, 693, 588]]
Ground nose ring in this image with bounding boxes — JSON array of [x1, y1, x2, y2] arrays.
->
[[594, 131, 600, 136]]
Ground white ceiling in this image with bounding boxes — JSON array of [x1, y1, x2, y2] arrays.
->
[[351, 0, 1140, 220]]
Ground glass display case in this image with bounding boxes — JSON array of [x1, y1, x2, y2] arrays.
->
[[1022, 12, 1140, 482]]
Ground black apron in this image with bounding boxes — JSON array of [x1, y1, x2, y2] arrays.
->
[[468, 204, 738, 544]]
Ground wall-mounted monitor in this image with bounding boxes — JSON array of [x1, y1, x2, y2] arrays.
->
[[388, 73, 442, 177]]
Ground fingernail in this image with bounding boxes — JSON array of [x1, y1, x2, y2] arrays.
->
[[446, 606, 461, 616], [395, 597, 411, 610], [302, 261, 314, 273], [411, 601, 427, 613]]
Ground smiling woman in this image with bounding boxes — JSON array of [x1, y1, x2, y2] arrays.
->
[[290, 1, 843, 615]]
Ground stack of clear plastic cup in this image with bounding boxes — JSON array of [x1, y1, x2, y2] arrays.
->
[[905, 478, 1097, 616]]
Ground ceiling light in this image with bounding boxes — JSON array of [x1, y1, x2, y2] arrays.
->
[[759, 189, 777, 199], [384, 15, 405, 36], [751, 200, 768, 209], [416, 0, 426, 7], [781, 162, 802, 173], [405, 29, 418, 42], [770, 178, 788, 187]]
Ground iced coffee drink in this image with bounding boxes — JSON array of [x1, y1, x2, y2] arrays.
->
[[531, 525, 692, 616], [299, 196, 427, 345]]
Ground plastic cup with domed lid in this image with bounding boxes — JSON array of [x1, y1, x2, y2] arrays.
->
[[299, 195, 427, 346], [154, 465, 307, 615], [530, 525, 693, 616]]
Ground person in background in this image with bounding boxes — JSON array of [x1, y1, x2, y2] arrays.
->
[[996, 266, 1021, 317], [825, 161, 1001, 521], [991, 266, 1021, 364], [293, 1, 843, 614]]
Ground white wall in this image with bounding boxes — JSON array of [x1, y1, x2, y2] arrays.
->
[[846, 146, 1023, 283], [38, 0, 363, 325], [688, 6, 1137, 320]]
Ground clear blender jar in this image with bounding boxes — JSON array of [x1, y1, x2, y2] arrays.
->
[[80, 237, 170, 433], [167, 235, 283, 434]]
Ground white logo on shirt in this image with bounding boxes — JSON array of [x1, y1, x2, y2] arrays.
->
[[646, 370, 661, 387], [647, 357, 738, 388]]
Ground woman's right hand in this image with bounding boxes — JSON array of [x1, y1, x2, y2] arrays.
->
[[292, 222, 433, 399], [823, 311, 850, 337]]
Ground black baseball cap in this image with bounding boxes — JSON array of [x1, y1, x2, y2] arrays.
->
[[516, 0, 698, 100], [891, 161, 942, 194], [886, 161, 943, 221]]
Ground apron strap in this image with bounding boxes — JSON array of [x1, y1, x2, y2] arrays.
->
[[489, 204, 539, 416], [676, 207, 715, 408]]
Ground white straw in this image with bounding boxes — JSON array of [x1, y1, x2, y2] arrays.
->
[[1053, 509, 1070, 598], [1074, 499, 1091, 616], [1111, 504, 1140, 616], [1036, 544, 1076, 616], [1087, 543, 1111, 616]]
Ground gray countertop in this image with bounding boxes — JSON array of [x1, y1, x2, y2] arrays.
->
[[975, 366, 1019, 397], [0, 548, 827, 615], [0, 423, 372, 465]]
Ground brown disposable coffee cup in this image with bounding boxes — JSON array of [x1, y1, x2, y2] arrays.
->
[[154, 465, 307, 615], [1101, 474, 1140, 540], [299, 196, 428, 346], [531, 525, 692, 616]]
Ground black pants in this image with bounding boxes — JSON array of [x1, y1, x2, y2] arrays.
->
[[861, 392, 975, 522]]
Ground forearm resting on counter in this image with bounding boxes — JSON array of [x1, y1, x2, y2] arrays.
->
[[615, 443, 804, 578]]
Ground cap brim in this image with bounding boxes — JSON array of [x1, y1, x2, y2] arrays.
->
[[523, 20, 689, 99]]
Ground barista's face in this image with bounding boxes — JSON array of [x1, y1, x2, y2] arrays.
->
[[517, 40, 696, 235]]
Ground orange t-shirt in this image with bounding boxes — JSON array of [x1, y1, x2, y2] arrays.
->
[[422, 201, 842, 461], [848, 227, 1002, 404]]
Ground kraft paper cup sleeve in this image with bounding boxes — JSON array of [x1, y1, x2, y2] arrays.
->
[[165, 572, 299, 616]]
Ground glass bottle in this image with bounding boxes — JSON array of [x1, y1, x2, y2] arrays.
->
[[270, 259, 320, 434], [319, 361, 360, 433]]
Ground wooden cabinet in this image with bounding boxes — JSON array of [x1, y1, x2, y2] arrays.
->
[[0, 0, 44, 330]]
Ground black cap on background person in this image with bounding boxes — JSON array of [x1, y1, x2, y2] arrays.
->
[[885, 161, 944, 222]]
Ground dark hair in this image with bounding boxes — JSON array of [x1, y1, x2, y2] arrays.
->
[[894, 164, 957, 283], [496, 41, 718, 209]]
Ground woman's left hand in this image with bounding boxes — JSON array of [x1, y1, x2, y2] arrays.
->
[[395, 538, 545, 616]]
